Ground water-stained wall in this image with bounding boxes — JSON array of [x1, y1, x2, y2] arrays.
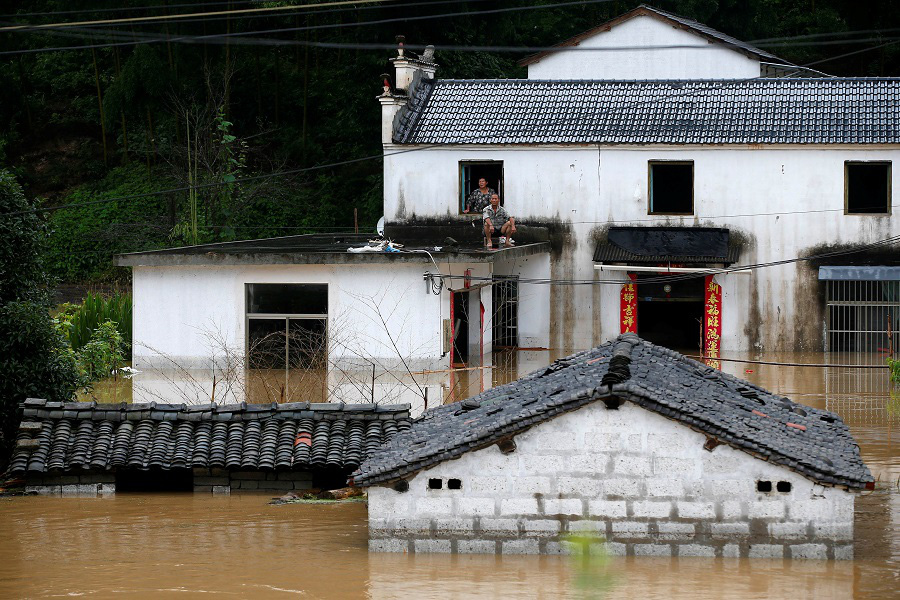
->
[[367, 401, 856, 557], [384, 145, 899, 351]]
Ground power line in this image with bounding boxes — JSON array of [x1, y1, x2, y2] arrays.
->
[[0, 0, 398, 32], [0, 1, 265, 19], [1, 35, 892, 219]]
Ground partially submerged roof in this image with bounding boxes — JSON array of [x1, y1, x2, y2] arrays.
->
[[9, 399, 411, 474], [353, 334, 872, 489], [395, 78, 900, 145], [594, 226, 742, 265], [115, 230, 550, 266], [518, 4, 786, 67]]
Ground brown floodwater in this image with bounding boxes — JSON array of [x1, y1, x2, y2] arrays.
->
[[2, 350, 898, 599]]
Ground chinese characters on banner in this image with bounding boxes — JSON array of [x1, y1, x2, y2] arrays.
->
[[704, 275, 722, 369], [620, 274, 637, 334]]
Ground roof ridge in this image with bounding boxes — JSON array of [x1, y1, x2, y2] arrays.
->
[[434, 77, 900, 84], [20, 398, 412, 420]]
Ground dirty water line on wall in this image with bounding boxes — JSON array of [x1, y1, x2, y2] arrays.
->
[[687, 355, 890, 368]]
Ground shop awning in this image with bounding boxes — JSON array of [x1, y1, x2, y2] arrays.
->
[[593, 227, 740, 265], [818, 266, 900, 281]]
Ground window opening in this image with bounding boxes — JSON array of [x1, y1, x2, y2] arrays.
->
[[492, 276, 519, 348], [756, 480, 772, 493], [776, 481, 792, 493], [649, 161, 694, 214], [451, 291, 470, 365], [459, 161, 503, 214], [246, 284, 328, 403], [846, 162, 891, 214], [448, 478, 462, 490], [428, 478, 443, 490]]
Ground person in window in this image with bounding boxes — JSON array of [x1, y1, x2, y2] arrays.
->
[[483, 193, 516, 249], [464, 177, 494, 213]]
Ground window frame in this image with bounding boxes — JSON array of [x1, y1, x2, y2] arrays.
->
[[844, 160, 892, 215], [458, 160, 504, 215], [647, 160, 695, 216], [244, 283, 329, 380]]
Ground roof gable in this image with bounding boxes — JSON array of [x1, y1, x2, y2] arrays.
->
[[353, 335, 872, 489], [518, 4, 784, 68]]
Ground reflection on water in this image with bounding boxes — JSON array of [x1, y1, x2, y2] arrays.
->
[[6, 348, 897, 598]]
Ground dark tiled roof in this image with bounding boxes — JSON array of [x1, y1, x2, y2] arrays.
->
[[353, 335, 872, 489], [518, 5, 785, 67], [594, 227, 741, 265], [9, 400, 411, 474], [395, 78, 900, 145], [593, 244, 742, 265]]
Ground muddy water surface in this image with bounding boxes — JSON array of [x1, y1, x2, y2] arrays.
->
[[1, 350, 898, 599]]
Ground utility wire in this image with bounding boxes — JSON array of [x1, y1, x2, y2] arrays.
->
[[0, 0, 265, 19], [1, 34, 893, 221], [0, 0, 399, 32]]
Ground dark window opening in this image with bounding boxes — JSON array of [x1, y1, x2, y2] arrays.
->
[[117, 469, 193, 492], [776, 481, 792, 493], [846, 162, 890, 214], [636, 274, 704, 351], [451, 291, 470, 365], [394, 480, 410, 493], [247, 284, 328, 401], [492, 276, 519, 348], [247, 283, 328, 315], [428, 478, 443, 490], [460, 161, 504, 213], [649, 161, 694, 214], [757, 480, 773, 493], [448, 478, 462, 490]]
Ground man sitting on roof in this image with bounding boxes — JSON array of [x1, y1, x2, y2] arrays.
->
[[483, 193, 515, 249]]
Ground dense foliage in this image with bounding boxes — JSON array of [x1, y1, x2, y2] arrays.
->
[[56, 291, 132, 354], [0, 0, 899, 283], [0, 170, 80, 464]]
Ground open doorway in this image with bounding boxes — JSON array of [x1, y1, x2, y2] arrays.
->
[[451, 291, 470, 365], [636, 273, 705, 351]]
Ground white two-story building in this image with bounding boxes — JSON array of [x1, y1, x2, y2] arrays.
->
[[380, 4, 900, 356]]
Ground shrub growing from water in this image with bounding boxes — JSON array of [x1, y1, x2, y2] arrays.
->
[[60, 291, 132, 355]]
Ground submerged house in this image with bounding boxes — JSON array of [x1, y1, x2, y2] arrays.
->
[[112, 5, 900, 405], [380, 4, 900, 355], [10, 399, 411, 495], [354, 334, 873, 558]]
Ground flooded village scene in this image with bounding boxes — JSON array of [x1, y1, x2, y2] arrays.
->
[[2, 1, 900, 599]]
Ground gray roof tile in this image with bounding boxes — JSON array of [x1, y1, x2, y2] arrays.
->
[[396, 78, 900, 145], [353, 335, 872, 489], [9, 401, 411, 474]]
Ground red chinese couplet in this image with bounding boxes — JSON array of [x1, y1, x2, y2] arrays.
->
[[704, 275, 722, 369], [620, 274, 637, 334]]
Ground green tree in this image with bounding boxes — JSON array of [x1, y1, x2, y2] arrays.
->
[[0, 170, 79, 467]]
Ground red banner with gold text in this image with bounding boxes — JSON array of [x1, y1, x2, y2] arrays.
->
[[704, 275, 722, 369], [620, 274, 637, 334]]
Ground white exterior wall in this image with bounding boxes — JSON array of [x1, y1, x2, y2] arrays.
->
[[367, 401, 855, 558], [384, 145, 900, 351], [132, 263, 444, 369], [526, 15, 760, 80]]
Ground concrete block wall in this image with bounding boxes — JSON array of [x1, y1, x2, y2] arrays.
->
[[192, 468, 314, 494], [25, 474, 116, 496], [368, 402, 855, 558]]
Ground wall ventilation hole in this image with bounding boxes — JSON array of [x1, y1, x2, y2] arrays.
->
[[448, 478, 462, 490], [776, 481, 792, 493], [757, 480, 773, 493], [394, 480, 409, 493], [428, 478, 443, 490]]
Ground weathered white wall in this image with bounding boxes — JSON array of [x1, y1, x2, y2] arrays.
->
[[367, 401, 855, 557], [526, 15, 761, 80], [132, 263, 446, 369], [493, 253, 552, 349], [384, 144, 900, 351]]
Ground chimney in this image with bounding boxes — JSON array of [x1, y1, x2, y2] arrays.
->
[[377, 37, 438, 146]]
